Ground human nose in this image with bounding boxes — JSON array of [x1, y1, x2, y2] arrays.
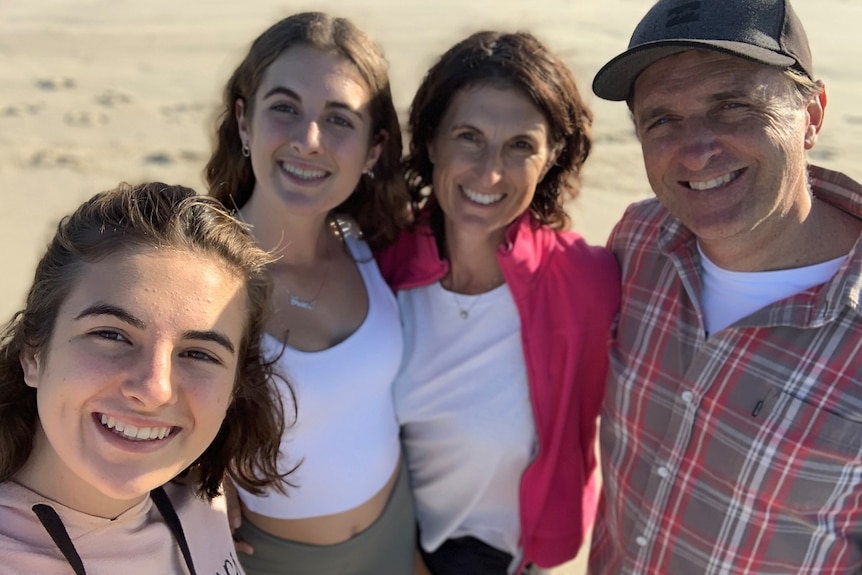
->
[[676, 118, 722, 172], [475, 146, 504, 187], [123, 347, 176, 408], [290, 119, 322, 155]]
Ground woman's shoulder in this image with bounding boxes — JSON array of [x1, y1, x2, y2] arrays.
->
[[521, 220, 618, 278], [527, 226, 621, 316]]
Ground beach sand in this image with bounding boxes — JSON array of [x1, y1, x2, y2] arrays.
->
[[1, 1, 859, 572]]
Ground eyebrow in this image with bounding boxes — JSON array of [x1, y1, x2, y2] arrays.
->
[[637, 87, 755, 126], [261, 86, 364, 116], [76, 303, 145, 329], [75, 303, 236, 355], [450, 122, 543, 139], [182, 330, 236, 355]]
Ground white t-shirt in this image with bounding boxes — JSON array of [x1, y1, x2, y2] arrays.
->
[[394, 281, 536, 555], [238, 236, 403, 519], [0, 480, 242, 575], [698, 242, 846, 334]]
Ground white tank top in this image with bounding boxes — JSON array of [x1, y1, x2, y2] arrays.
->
[[237, 235, 403, 519]]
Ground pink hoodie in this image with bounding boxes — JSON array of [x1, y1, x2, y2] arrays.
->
[[377, 209, 620, 571], [0, 480, 242, 575]]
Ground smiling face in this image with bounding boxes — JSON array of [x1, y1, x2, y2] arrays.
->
[[236, 44, 382, 217], [428, 84, 557, 244], [18, 247, 248, 517], [631, 50, 823, 254]]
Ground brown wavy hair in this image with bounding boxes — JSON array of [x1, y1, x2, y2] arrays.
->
[[205, 11, 409, 248], [0, 182, 291, 500], [405, 30, 593, 233]]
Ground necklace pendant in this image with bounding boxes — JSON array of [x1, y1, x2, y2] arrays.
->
[[289, 294, 316, 310], [459, 310, 469, 319]]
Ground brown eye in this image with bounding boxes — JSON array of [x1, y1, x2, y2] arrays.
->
[[182, 349, 221, 364], [328, 115, 354, 129], [271, 103, 298, 114], [91, 330, 129, 343]]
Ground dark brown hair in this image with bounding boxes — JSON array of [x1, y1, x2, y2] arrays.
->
[[0, 182, 290, 500], [205, 11, 409, 248], [405, 30, 593, 231]]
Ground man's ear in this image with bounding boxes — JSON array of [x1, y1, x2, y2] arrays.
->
[[20, 348, 41, 389], [804, 85, 827, 150]]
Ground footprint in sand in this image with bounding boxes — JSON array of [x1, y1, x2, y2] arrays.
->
[[35, 77, 77, 91], [1, 103, 46, 117], [28, 148, 83, 169], [95, 89, 133, 107], [64, 111, 109, 127], [143, 152, 175, 165], [142, 150, 205, 166], [845, 115, 862, 126]]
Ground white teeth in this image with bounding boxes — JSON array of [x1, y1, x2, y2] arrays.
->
[[689, 171, 738, 191], [280, 162, 327, 180], [462, 187, 504, 205], [100, 413, 171, 441]]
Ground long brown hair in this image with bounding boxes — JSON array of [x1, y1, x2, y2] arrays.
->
[[205, 12, 409, 248], [0, 182, 291, 499]]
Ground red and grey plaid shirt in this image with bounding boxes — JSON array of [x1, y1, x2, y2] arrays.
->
[[590, 166, 862, 575]]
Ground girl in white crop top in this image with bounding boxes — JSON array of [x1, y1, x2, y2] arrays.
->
[[206, 12, 416, 575]]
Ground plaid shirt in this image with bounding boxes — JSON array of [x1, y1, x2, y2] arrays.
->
[[590, 166, 862, 575]]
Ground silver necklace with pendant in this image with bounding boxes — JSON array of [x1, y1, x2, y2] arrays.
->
[[284, 218, 347, 310], [451, 292, 483, 319], [285, 260, 330, 310], [447, 276, 503, 319]]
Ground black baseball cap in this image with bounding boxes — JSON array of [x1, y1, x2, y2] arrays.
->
[[592, 0, 813, 101]]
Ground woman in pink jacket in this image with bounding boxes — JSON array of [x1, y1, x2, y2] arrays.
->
[[377, 31, 620, 574]]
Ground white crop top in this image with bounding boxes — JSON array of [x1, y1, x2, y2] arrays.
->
[[237, 235, 403, 519]]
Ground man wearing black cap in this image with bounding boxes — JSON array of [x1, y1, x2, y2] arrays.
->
[[589, 0, 862, 573]]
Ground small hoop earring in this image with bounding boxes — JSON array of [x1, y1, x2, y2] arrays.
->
[[241, 143, 250, 158]]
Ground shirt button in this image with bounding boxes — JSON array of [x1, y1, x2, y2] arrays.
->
[[657, 466, 669, 478], [636, 536, 648, 547], [681, 391, 694, 403]]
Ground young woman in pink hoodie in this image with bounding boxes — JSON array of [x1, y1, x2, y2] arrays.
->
[[0, 182, 287, 574]]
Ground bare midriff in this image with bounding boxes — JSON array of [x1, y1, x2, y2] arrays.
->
[[242, 460, 400, 545]]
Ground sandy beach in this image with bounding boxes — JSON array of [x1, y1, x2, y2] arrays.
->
[[1, 0, 859, 571]]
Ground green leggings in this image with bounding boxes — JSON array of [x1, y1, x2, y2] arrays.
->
[[235, 461, 416, 575]]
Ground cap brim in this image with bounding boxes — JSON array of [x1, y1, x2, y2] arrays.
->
[[592, 40, 797, 101]]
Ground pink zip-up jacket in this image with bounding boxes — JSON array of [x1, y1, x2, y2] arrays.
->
[[376, 209, 620, 571]]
